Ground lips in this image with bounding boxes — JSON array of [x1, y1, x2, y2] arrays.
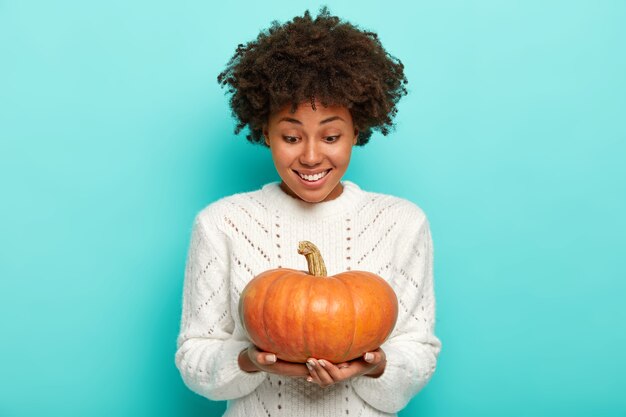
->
[[294, 169, 331, 181]]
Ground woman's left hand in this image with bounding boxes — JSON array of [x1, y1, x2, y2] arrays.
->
[[305, 348, 386, 388]]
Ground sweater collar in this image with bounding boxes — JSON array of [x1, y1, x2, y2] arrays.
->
[[261, 180, 365, 219]]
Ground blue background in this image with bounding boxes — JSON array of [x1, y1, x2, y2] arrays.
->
[[1, 1, 625, 416]]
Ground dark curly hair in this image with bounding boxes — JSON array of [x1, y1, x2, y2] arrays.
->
[[217, 6, 408, 147]]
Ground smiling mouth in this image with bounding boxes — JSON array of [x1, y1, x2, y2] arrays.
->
[[293, 169, 332, 182]]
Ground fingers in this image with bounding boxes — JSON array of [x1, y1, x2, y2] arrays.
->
[[247, 346, 386, 382], [305, 359, 320, 384], [276, 361, 310, 377], [318, 359, 346, 381], [248, 346, 310, 377], [306, 359, 332, 387], [302, 348, 388, 386], [306, 358, 347, 387]]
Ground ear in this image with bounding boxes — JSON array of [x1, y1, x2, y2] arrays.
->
[[353, 128, 359, 145]]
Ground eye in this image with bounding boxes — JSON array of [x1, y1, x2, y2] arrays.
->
[[283, 136, 300, 144], [324, 135, 340, 143]]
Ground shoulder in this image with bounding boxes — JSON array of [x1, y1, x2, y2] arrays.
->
[[360, 187, 430, 231], [193, 187, 266, 232]]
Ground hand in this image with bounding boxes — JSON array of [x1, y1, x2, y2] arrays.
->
[[238, 345, 310, 378], [305, 348, 386, 388]]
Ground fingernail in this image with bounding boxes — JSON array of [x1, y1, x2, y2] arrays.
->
[[307, 359, 315, 366], [364, 352, 374, 362], [319, 360, 326, 367], [306, 362, 313, 370], [266, 354, 276, 363], [307, 376, 313, 382]]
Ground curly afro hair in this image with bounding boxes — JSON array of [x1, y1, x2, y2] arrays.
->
[[217, 6, 408, 147]]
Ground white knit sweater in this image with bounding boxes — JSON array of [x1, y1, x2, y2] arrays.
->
[[175, 180, 441, 417]]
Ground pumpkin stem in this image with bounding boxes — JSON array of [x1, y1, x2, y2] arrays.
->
[[297, 241, 327, 277]]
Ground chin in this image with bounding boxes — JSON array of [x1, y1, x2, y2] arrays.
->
[[293, 190, 325, 203]]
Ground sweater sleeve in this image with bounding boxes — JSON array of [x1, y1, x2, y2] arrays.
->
[[175, 212, 266, 401], [350, 215, 442, 414]]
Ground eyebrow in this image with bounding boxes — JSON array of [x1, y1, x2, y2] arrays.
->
[[278, 116, 345, 125]]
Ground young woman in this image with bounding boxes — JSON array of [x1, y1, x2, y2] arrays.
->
[[175, 7, 441, 417]]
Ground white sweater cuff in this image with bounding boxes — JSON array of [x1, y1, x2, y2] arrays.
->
[[178, 337, 266, 401], [350, 346, 414, 414], [209, 338, 267, 400]]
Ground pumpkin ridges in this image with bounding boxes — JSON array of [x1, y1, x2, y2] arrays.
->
[[261, 269, 295, 355], [301, 277, 316, 362], [337, 275, 357, 363], [304, 277, 355, 362], [337, 272, 370, 359], [277, 272, 312, 362], [338, 271, 398, 357], [240, 269, 280, 352], [300, 274, 314, 361]]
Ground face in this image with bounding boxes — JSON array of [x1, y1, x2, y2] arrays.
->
[[263, 100, 359, 203]]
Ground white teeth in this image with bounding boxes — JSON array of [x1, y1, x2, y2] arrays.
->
[[298, 169, 330, 181]]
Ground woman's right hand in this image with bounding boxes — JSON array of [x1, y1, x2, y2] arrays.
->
[[239, 345, 310, 378]]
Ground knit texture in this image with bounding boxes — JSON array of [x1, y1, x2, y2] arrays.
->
[[175, 180, 442, 417]]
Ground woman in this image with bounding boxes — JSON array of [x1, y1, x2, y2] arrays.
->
[[175, 7, 441, 417]]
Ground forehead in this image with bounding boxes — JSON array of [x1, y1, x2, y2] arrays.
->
[[269, 100, 352, 125]]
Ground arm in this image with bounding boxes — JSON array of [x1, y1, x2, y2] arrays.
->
[[350, 216, 442, 413], [175, 212, 266, 401]]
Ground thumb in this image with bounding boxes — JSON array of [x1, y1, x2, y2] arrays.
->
[[256, 352, 277, 365], [248, 345, 277, 366], [263, 353, 277, 364], [363, 351, 383, 364]]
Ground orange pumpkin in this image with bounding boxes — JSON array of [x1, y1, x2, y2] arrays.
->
[[238, 241, 398, 363]]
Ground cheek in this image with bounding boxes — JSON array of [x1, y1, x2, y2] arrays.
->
[[329, 146, 353, 166], [272, 147, 297, 167]]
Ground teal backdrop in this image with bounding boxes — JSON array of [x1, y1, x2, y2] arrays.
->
[[1, 1, 625, 416]]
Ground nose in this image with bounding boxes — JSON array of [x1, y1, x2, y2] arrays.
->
[[299, 139, 323, 166]]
